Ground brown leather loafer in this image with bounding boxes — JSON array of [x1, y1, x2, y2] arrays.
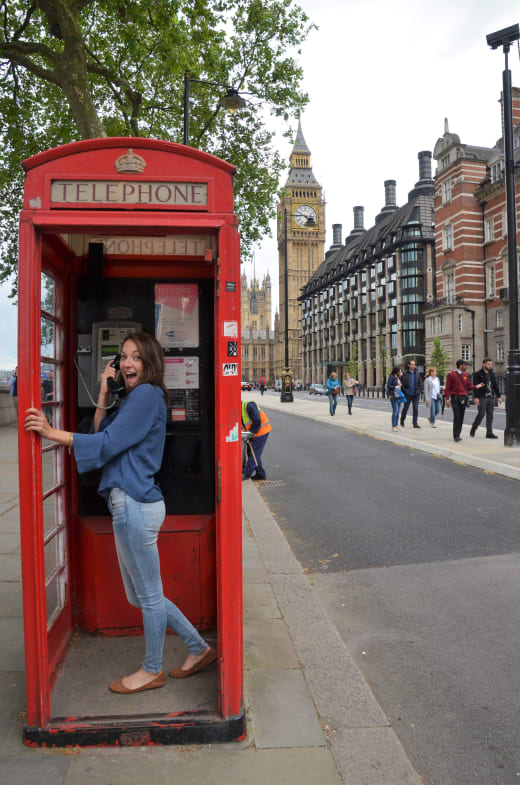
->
[[109, 671, 166, 694], [169, 647, 217, 679]]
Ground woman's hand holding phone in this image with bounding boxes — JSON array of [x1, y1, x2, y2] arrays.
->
[[100, 359, 118, 396]]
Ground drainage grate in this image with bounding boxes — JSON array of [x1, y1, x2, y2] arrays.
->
[[257, 479, 286, 487]]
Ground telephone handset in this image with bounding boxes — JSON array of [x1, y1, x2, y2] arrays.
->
[[107, 353, 126, 400]]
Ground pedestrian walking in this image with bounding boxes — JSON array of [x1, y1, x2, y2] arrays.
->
[[424, 367, 442, 427], [8, 367, 18, 417], [444, 359, 485, 442], [25, 332, 216, 694], [241, 399, 272, 480], [469, 358, 502, 439], [400, 359, 423, 428], [343, 372, 359, 415], [326, 371, 340, 416], [387, 366, 405, 432]]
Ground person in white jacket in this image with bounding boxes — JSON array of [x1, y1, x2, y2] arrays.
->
[[424, 367, 441, 427]]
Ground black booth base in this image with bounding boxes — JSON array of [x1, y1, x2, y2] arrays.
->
[[23, 708, 246, 747]]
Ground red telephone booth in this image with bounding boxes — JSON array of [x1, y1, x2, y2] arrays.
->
[[17, 138, 244, 746]]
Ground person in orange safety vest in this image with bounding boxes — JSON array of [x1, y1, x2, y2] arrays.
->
[[241, 400, 272, 480]]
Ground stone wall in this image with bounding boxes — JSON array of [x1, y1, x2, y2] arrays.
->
[[0, 388, 17, 426]]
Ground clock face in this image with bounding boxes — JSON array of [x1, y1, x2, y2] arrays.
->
[[294, 205, 317, 227]]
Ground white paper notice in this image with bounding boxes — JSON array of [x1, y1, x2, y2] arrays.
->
[[164, 357, 199, 389], [155, 283, 199, 348]]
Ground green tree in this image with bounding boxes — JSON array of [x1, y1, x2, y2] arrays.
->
[[0, 0, 313, 293], [348, 343, 359, 379], [378, 334, 392, 384], [430, 337, 451, 381]]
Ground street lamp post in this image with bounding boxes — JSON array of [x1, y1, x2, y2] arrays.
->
[[463, 307, 476, 374], [183, 69, 246, 147], [487, 24, 520, 445]]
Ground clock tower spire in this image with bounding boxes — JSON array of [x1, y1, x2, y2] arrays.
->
[[275, 122, 326, 384]]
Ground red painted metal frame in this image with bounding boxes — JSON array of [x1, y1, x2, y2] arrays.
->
[[18, 138, 244, 742]]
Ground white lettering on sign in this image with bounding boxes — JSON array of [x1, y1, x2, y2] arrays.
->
[[222, 362, 238, 376], [89, 235, 212, 256], [50, 180, 208, 207]]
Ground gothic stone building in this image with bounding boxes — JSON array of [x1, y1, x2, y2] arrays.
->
[[274, 123, 326, 384], [428, 89, 520, 387], [300, 152, 435, 388], [240, 271, 276, 384]]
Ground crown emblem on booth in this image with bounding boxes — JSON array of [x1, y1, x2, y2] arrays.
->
[[114, 149, 146, 174]]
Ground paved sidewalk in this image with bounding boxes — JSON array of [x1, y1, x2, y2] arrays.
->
[[250, 392, 520, 482], [0, 424, 422, 785]]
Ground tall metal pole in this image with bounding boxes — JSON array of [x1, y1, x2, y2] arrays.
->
[[284, 208, 289, 370], [280, 208, 293, 402], [502, 49, 520, 445], [183, 69, 190, 146]]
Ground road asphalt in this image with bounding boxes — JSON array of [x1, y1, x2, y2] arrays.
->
[[3, 395, 517, 784], [256, 390, 520, 482]]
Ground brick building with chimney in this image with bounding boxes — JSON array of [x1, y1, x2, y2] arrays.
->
[[428, 88, 520, 385]]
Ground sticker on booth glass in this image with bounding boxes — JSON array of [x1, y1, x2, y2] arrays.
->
[[223, 321, 238, 338], [225, 281, 236, 292], [225, 423, 239, 442], [222, 362, 238, 376], [227, 341, 238, 357], [171, 408, 187, 421]]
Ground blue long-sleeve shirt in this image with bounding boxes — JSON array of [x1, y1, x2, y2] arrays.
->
[[326, 378, 340, 394], [245, 401, 262, 434], [73, 383, 166, 503]]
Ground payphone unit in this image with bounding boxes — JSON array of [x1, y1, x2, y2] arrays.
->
[[76, 320, 141, 407]]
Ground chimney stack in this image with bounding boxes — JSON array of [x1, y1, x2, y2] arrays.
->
[[418, 151, 432, 182], [376, 181, 398, 223], [350, 206, 365, 236], [384, 180, 397, 207], [408, 150, 435, 200], [332, 224, 343, 246]]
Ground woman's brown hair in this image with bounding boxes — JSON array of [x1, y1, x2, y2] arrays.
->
[[121, 332, 169, 404]]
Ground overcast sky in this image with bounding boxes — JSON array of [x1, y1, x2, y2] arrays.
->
[[1, 0, 519, 367]]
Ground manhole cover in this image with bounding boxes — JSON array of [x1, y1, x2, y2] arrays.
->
[[257, 479, 286, 487]]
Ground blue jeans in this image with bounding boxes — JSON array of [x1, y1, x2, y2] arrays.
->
[[429, 398, 441, 424], [328, 392, 338, 415], [108, 488, 207, 673], [243, 433, 269, 479], [346, 395, 354, 413], [390, 397, 402, 427], [401, 393, 420, 425]]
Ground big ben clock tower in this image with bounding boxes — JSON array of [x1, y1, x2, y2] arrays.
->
[[276, 122, 326, 384]]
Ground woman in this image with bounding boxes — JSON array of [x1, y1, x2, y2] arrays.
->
[[326, 371, 340, 416], [25, 333, 215, 694], [424, 367, 441, 428], [343, 372, 360, 415], [387, 366, 404, 432]]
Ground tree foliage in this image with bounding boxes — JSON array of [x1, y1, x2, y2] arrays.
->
[[430, 337, 451, 381], [348, 343, 360, 379], [0, 0, 312, 293]]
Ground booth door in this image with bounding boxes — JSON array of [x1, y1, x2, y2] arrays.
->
[[41, 271, 71, 667]]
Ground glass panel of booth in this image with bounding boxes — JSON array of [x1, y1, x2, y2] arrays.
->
[[41, 316, 55, 358], [46, 574, 65, 628], [41, 272, 55, 315]]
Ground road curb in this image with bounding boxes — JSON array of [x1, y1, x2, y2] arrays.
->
[[242, 481, 423, 785]]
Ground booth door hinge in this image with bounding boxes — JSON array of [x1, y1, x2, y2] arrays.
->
[[216, 460, 222, 503], [216, 259, 221, 298]]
